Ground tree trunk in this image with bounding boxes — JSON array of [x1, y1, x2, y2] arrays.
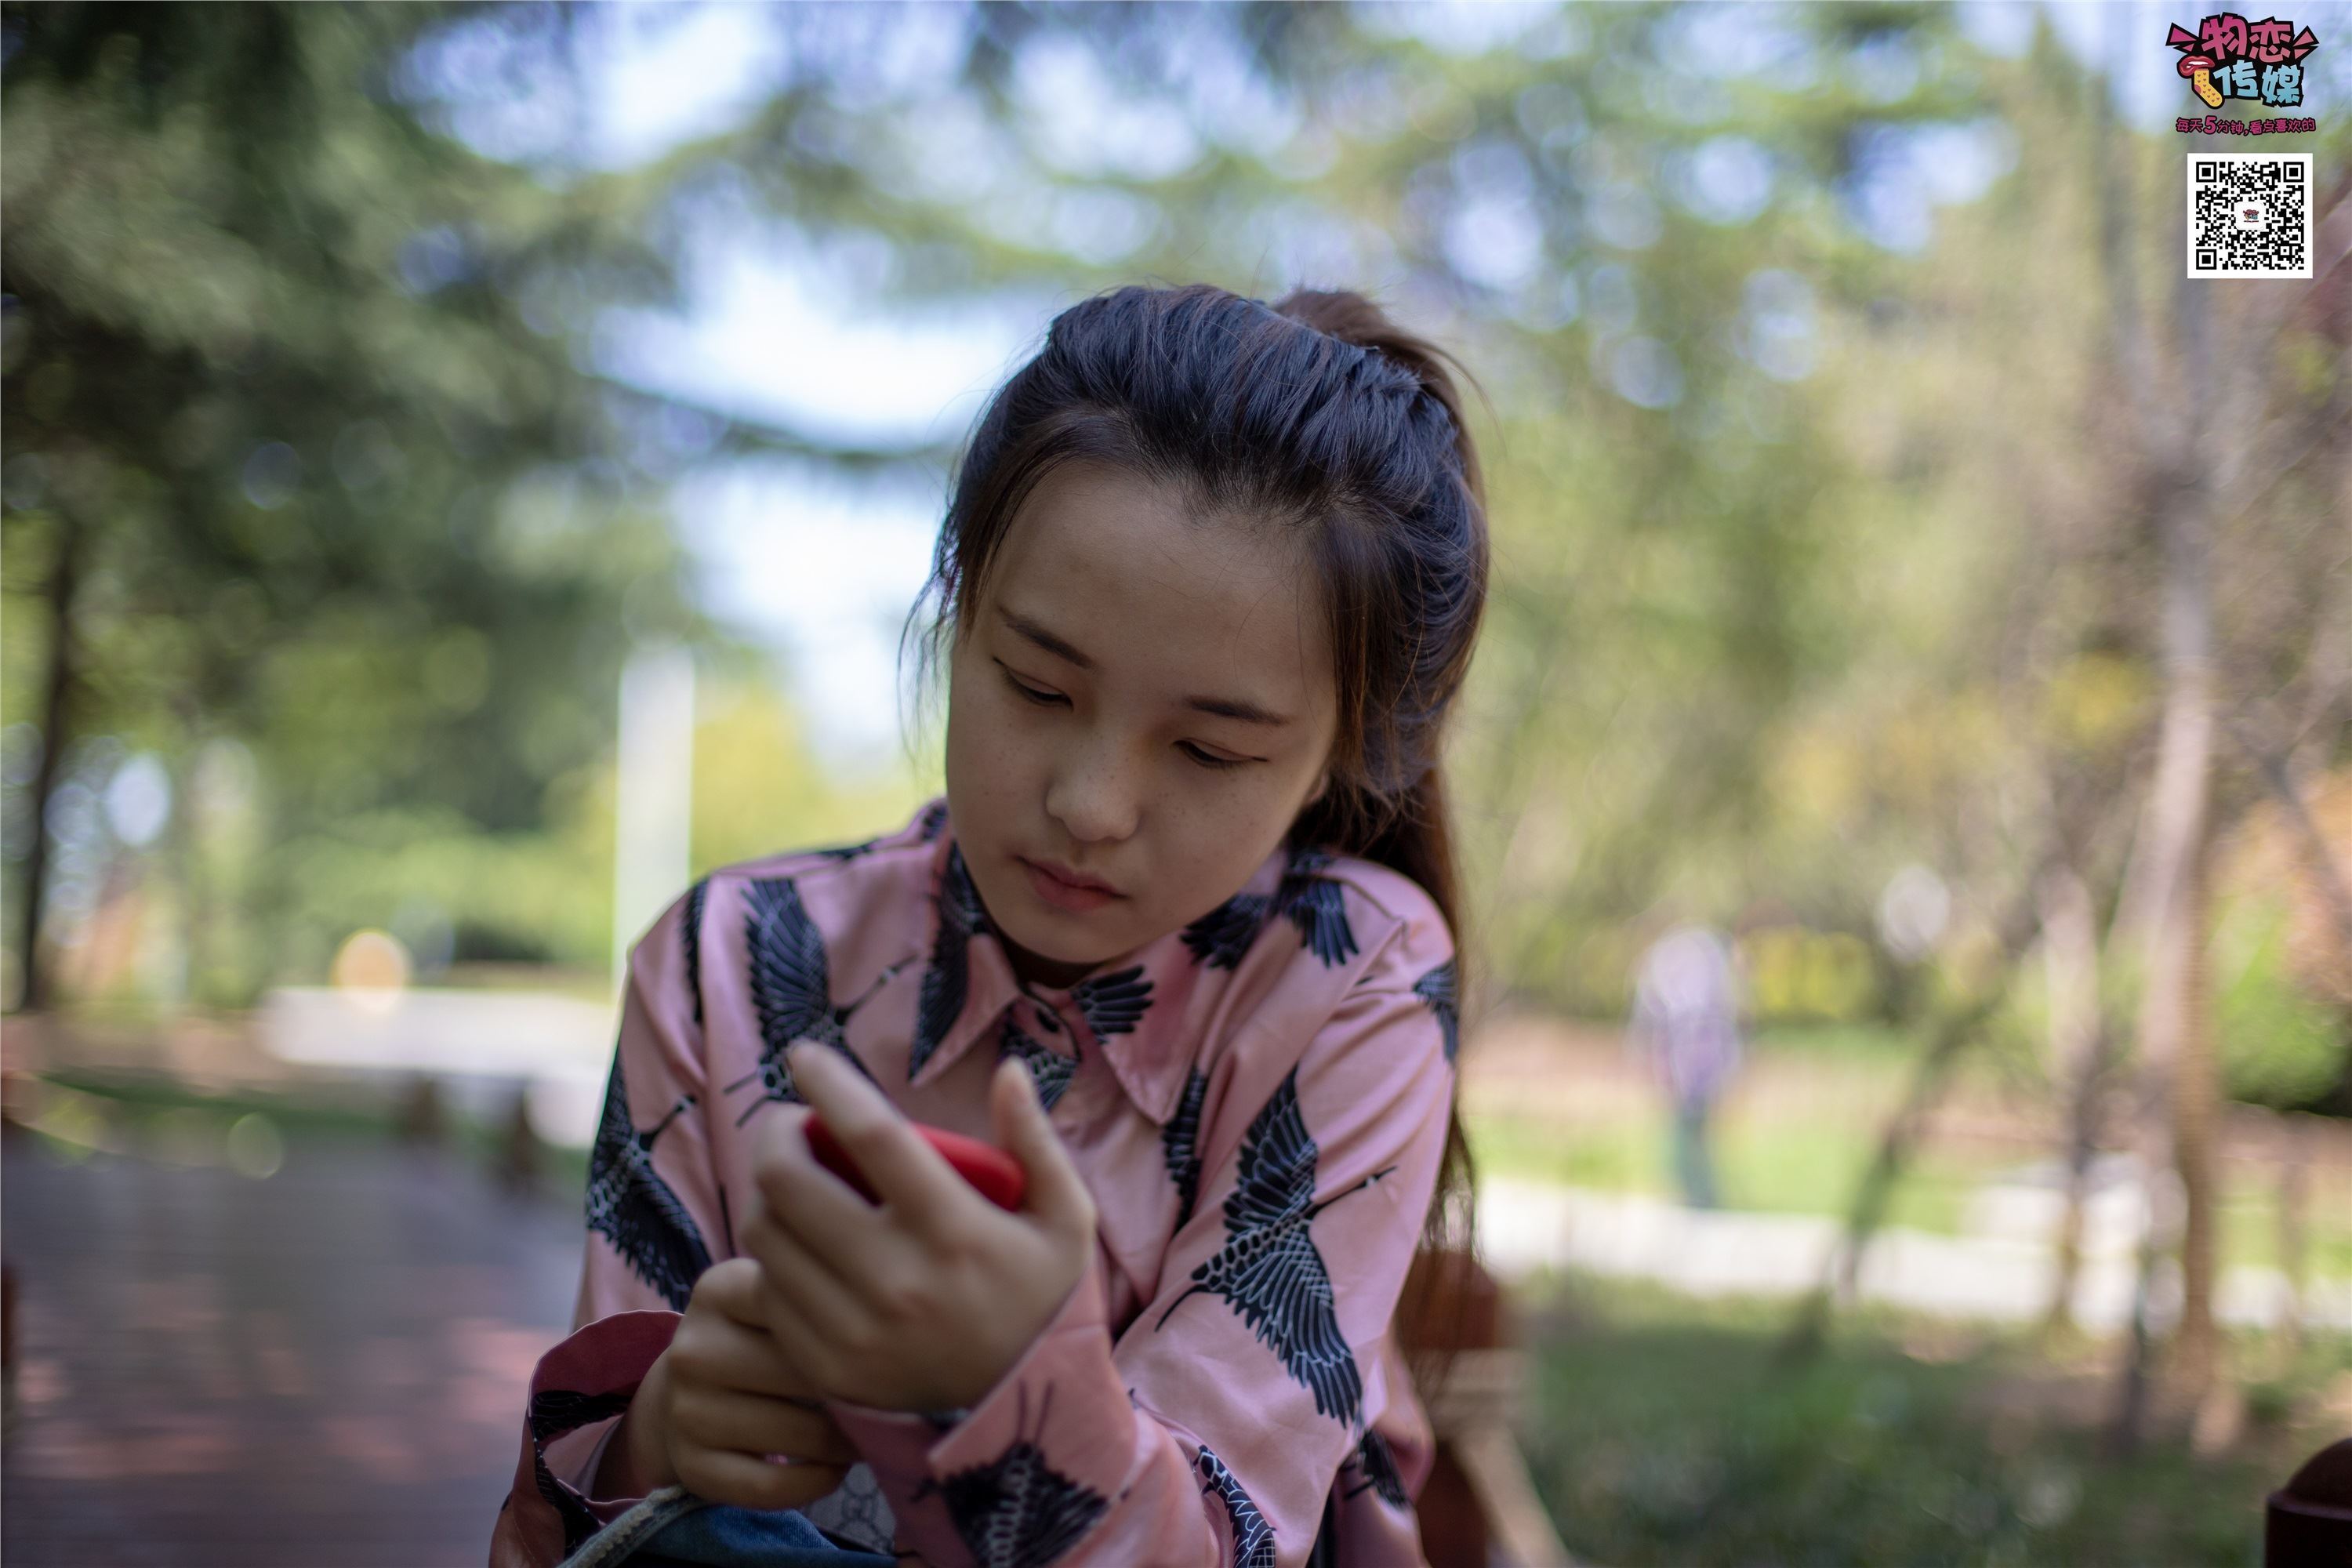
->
[[10, 514, 84, 1013], [1780, 887, 2042, 1362], [2171, 820, 2220, 1396], [2275, 1115, 2310, 1365], [168, 695, 214, 1009], [2038, 866, 2107, 1338], [2111, 452, 2220, 1450]]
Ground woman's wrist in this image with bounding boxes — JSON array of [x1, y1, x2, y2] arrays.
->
[[593, 1351, 677, 1499]]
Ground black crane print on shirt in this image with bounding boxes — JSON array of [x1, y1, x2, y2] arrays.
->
[[681, 877, 710, 1025], [586, 1053, 712, 1310], [721, 876, 909, 1124], [528, 1385, 637, 1443], [913, 1385, 1109, 1568], [1196, 1444, 1278, 1568], [910, 844, 990, 1079], [997, 1016, 1076, 1113], [1072, 964, 1152, 1038], [528, 1386, 653, 1554], [916, 798, 953, 842], [1276, 846, 1358, 968], [1181, 844, 1356, 972], [1163, 1065, 1209, 1232], [1340, 1428, 1410, 1509], [1153, 1065, 1395, 1429], [1183, 889, 1270, 970], [531, 1444, 606, 1555], [1413, 956, 1460, 1066]]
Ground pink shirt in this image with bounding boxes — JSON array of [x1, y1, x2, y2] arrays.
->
[[488, 793, 1460, 1568]]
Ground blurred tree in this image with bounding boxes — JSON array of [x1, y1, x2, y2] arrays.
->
[[0, 2, 947, 1003]]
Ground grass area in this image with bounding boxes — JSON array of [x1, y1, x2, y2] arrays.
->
[[17, 1065, 605, 1218], [32, 1066, 407, 1139], [1745, 1022, 1930, 1062], [13, 1068, 524, 1179], [1516, 1275, 2352, 1568], [1466, 1080, 2352, 1281], [1465, 1108, 2000, 1237]]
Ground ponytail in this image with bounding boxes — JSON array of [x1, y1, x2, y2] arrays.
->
[[1272, 288, 1490, 1401]]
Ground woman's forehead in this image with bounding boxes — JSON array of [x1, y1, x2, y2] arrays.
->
[[986, 465, 1331, 699]]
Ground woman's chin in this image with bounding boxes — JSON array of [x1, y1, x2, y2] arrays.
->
[[995, 920, 1112, 989]]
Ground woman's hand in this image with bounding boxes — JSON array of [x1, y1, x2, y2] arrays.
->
[[602, 1257, 858, 1509], [737, 1043, 1099, 1414]]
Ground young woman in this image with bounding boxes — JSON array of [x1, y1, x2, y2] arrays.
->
[[490, 281, 1490, 1568]]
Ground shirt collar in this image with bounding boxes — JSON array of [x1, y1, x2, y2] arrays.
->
[[906, 797, 1288, 1125]]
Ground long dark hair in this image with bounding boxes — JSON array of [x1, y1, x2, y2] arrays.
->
[[901, 281, 1491, 1399]]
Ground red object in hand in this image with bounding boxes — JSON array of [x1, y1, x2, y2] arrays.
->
[[804, 1113, 1027, 1211]]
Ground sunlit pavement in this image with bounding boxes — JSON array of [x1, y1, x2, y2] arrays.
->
[[1, 1126, 586, 1568], [1477, 1175, 2352, 1335]]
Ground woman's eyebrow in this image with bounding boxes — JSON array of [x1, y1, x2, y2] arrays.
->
[[1001, 608, 1094, 670], [998, 608, 1294, 727], [1185, 692, 1293, 727]]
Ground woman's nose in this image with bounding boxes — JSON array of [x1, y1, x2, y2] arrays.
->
[[1044, 740, 1139, 844]]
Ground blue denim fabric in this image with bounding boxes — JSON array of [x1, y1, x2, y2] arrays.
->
[[620, 1502, 896, 1567], [559, 1486, 896, 1568]]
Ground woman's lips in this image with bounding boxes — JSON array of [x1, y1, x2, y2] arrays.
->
[[1022, 858, 1120, 913]]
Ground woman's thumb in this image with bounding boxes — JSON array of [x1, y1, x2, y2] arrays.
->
[[992, 1058, 1091, 1229]]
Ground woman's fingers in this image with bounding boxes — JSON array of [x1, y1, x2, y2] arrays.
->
[[672, 1384, 858, 1467], [739, 1202, 877, 1351], [691, 1258, 775, 1332], [773, 1044, 972, 1244], [695, 1257, 818, 1377], [673, 1263, 821, 1402], [672, 1450, 848, 1514], [676, 1322, 819, 1403], [989, 1056, 1098, 1240]]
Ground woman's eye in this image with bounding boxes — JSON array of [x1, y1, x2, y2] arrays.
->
[[1003, 669, 1066, 707], [1000, 664, 1242, 770], [1181, 743, 1247, 772]]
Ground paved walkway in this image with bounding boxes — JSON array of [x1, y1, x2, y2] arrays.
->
[[1477, 1177, 2352, 1335], [1, 1124, 586, 1568]]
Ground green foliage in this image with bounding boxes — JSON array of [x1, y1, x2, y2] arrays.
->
[[2214, 891, 2350, 1110], [688, 670, 938, 881], [1522, 1277, 2352, 1568], [1469, 1100, 1987, 1236], [0, 2, 729, 1000], [1742, 926, 1882, 1025]]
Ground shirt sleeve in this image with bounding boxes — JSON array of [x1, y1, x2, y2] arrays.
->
[[488, 884, 722, 1568], [827, 924, 1457, 1568]]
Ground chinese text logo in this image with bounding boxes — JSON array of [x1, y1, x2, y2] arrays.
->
[[2168, 13, 2319, 108]]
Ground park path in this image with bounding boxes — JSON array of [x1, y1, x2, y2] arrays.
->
[[1, 1123, 585, 1568], [1461, 1009, 2352, 1338], [1475, 1177, 2352, 1336]]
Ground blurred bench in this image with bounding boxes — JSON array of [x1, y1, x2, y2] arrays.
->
[[1406, 1250, 1575, 1568]]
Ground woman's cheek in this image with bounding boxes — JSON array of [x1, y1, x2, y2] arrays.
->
[[968, 685, 1025, 760], [1002, 702, 1052, 773]]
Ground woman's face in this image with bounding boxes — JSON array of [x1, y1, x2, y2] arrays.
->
[[943, 460, 1339, 989]]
